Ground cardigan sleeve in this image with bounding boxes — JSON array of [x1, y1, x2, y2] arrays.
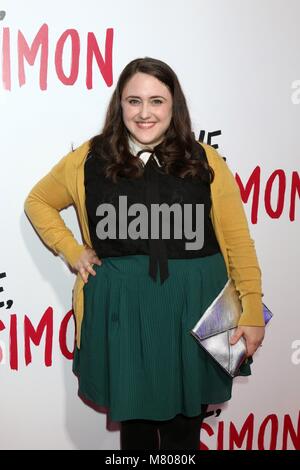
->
[[24, 150, 86, 268], [212, 149, 265, 327]]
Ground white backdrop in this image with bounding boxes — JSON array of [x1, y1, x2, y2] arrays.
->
[[0, 0, 299, 450]]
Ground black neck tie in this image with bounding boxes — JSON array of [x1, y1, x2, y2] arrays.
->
[[136, 149, 169, 285]]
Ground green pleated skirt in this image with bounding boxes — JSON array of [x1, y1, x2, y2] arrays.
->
[[72, 252, 252, 422]]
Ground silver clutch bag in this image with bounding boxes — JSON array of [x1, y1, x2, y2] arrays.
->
[[190, 279, 273, 377]]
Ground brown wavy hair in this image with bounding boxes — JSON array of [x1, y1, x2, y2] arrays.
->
[[89, 57, 214, 184]]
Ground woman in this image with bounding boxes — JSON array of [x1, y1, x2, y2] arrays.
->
[[24, 57, 265, 450]]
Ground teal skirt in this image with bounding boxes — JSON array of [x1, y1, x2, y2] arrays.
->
[[72, 252, 252, 422]]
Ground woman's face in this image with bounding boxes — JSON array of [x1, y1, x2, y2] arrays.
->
[[121, 72, 173, 148]]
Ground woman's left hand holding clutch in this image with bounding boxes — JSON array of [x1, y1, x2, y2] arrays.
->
[[230, 326, 265, 357]]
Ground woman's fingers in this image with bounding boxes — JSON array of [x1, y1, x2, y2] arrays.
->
[[79, 266, 89, 283], [231, 325, 265, 358], [92, 256, 102, 266], [78, 260, 102, 283], [246, 342, 263, 357], [91, 249, 102, 265], [74, 248, 102, 282], [86, 263, 97, 276]]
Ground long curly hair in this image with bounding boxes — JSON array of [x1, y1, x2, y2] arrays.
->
[[89, 57, 214, 184]]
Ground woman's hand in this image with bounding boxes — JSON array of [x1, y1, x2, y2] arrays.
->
[[73, 246, 102, 284], [230, 326, 265, 357]]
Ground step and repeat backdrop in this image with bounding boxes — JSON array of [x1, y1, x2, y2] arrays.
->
[[0, 0, 299, 450]]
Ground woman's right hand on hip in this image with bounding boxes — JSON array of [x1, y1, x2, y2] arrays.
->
[[73, 246, 102, 283]]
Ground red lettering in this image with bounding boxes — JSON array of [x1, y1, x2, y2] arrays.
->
[[2, 24, 114, 90], [199, 422, 213, 450], [10, 314, 18, 370], [290, 171, 300, 221], [0, 319, 5, 365], [236, 167, 260, 224], [282, 411, 300, 450], [24, 306, 53, 366], [229, 413, 254, 450], [55, 29, 80, 85], [86, 28, 113, 89], [0, 306, 77, 369], [258, 414, 278, 450], [2, 27, 11, 90], [216, 420, 224, 450], [265, 170, 286, 219], [59, 309, 75, 359], [18, 23, 48, 90], [236, 168, 299, 223]]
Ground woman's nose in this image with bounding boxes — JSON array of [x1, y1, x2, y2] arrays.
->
[[139, 102, 151, 119]]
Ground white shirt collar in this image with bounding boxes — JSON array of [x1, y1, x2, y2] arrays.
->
[[128, 136, 162, 167]]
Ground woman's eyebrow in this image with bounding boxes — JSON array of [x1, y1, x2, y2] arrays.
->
[[125, 95, 167, 100]]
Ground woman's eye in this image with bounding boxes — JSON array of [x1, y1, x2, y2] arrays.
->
[[128, 99, 163, 105]]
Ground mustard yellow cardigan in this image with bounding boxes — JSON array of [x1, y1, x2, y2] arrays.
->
[[24, 140, 265, 348]]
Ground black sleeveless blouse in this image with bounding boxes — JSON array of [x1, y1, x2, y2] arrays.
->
[[84, 142, 220, 284]]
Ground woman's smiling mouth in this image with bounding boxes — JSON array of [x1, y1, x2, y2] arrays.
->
[[136, 122, 156, 129]]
